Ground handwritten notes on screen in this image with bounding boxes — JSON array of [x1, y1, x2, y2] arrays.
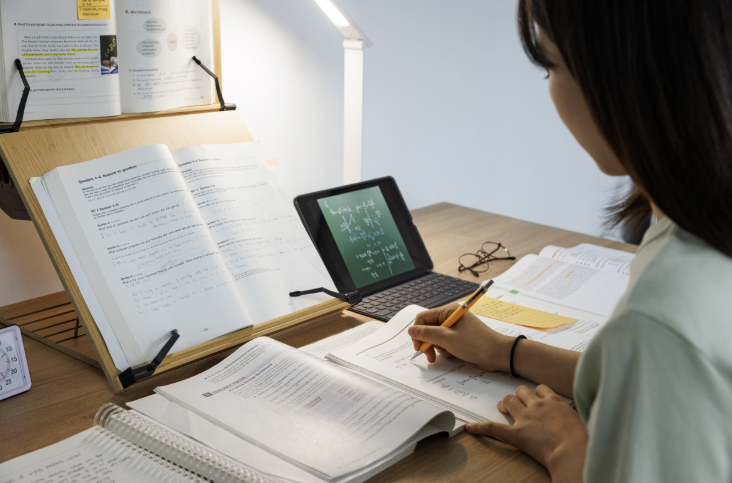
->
[[317, 186, 415, 288]]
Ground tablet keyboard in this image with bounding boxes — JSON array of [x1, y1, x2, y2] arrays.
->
[[348, 272, 480, 321]]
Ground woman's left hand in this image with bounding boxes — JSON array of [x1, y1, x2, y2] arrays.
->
[[466, 384, 588, 482]]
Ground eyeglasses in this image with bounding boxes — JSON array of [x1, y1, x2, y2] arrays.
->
[[458, 241, 516, 277]]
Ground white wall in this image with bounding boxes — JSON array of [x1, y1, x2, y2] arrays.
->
[[340, 0, 621, 235], [0, 0, 622, 306]]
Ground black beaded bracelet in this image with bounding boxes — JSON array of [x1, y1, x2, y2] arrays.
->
[[509, 335, 527, 378]]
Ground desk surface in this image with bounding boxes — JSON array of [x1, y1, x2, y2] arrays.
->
[[2, 203, 635, 482]]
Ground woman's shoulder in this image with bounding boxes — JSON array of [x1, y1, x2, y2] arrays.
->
[[616, 218, 732, 360]]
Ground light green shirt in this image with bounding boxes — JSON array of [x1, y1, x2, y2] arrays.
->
[[574, 216, 732, 482]]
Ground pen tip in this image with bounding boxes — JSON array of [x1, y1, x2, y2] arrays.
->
[[410, 350, 423, 361]]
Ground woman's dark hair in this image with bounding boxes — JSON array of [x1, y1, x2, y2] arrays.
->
[[519, 0, 732, 257]]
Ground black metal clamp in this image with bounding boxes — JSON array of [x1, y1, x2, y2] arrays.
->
[[192, 56, 236, 111], [290, 287, 363, 304], [0, 59, 30, 135], [0, 59, 31, 220], [119, 329, 180, 389]]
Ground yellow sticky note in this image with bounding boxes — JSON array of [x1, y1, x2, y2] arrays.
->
[[78, 0, 111, 20], [470, 297, 577, 329]]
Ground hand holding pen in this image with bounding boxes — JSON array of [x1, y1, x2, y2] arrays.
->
[[410, 279, 493, 360], [408, 280, 516, 371]]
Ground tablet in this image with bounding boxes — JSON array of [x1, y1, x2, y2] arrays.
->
[[294, 177, 434, 296]]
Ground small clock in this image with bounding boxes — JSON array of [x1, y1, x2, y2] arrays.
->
[[0, 325, 31, 400]]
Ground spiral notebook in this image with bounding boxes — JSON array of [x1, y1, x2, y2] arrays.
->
[[0, 404, 275, 483]]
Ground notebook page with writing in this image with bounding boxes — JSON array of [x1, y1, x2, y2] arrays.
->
[[0, 428, 182, 483], [0, 408, 276, 483], [40, 144, 252, 365], [155, 337, 454, 481]]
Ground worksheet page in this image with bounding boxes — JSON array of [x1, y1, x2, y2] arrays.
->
[[299, 321, 384, 359], [156, 337, 453, 480], [116, 0, 214, 112], [0, 0, 121, 121], [42, 144, 251, 365], [328, 306, 540, 423], [171, 142, 335, 324]]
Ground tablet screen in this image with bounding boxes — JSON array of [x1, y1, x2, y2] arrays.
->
[[294, 177, 433, 295], [317, 186, 416, 288]]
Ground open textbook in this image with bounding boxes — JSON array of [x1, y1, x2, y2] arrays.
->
[[492, 243, 633, 318], [0, 0, 215, 121], [31, 141, 334, 369], [153, 337, 455, 481]]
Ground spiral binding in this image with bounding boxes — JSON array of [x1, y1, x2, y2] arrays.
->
[[94, 404, 275, 483]]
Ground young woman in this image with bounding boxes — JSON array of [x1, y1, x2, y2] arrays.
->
[[408, 1, 732, 481]]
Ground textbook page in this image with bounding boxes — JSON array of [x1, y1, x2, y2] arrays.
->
[[493, 252, 630, 317], [171, 142, 335, 324], [115, 0, 214, 112], [31, 177, 128, 370], [128, 393, 432, 483], [328, 305, 541, 424], [0, 427, 194, 483], [156, 337, 454, 481], [539, 243, 634, 276], [42, 144, 252, 366], [0, 0, 122, 121]]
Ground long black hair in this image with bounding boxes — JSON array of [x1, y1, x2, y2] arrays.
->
[[519, 0, 732, 257]]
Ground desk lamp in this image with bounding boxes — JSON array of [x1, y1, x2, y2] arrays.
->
[[312, 0, 371, 185]]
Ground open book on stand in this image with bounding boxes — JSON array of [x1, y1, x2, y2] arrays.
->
[[32, 141, 335, 374], [0, 0, 217, 121]]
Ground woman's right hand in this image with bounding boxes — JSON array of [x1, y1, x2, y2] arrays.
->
[[408, 303, 514, 372]]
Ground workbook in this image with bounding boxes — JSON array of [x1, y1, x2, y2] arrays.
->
[[0, 0, 215, 121], [124, 324, 464, 483], [151, 337, 455, 481], [31, 141, 334, 370]]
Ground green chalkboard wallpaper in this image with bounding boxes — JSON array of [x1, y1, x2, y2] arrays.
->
[[318, 186, 415, 288]]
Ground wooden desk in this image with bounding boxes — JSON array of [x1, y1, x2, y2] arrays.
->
[[2, 203, 635, 481]]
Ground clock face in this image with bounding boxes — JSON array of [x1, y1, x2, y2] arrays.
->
[[0, 325, 31, 399]]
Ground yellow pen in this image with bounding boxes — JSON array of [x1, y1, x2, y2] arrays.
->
[[410, 279, 494, 361]]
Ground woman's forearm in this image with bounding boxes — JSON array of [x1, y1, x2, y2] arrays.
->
[[494, 337, 580, 397]]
